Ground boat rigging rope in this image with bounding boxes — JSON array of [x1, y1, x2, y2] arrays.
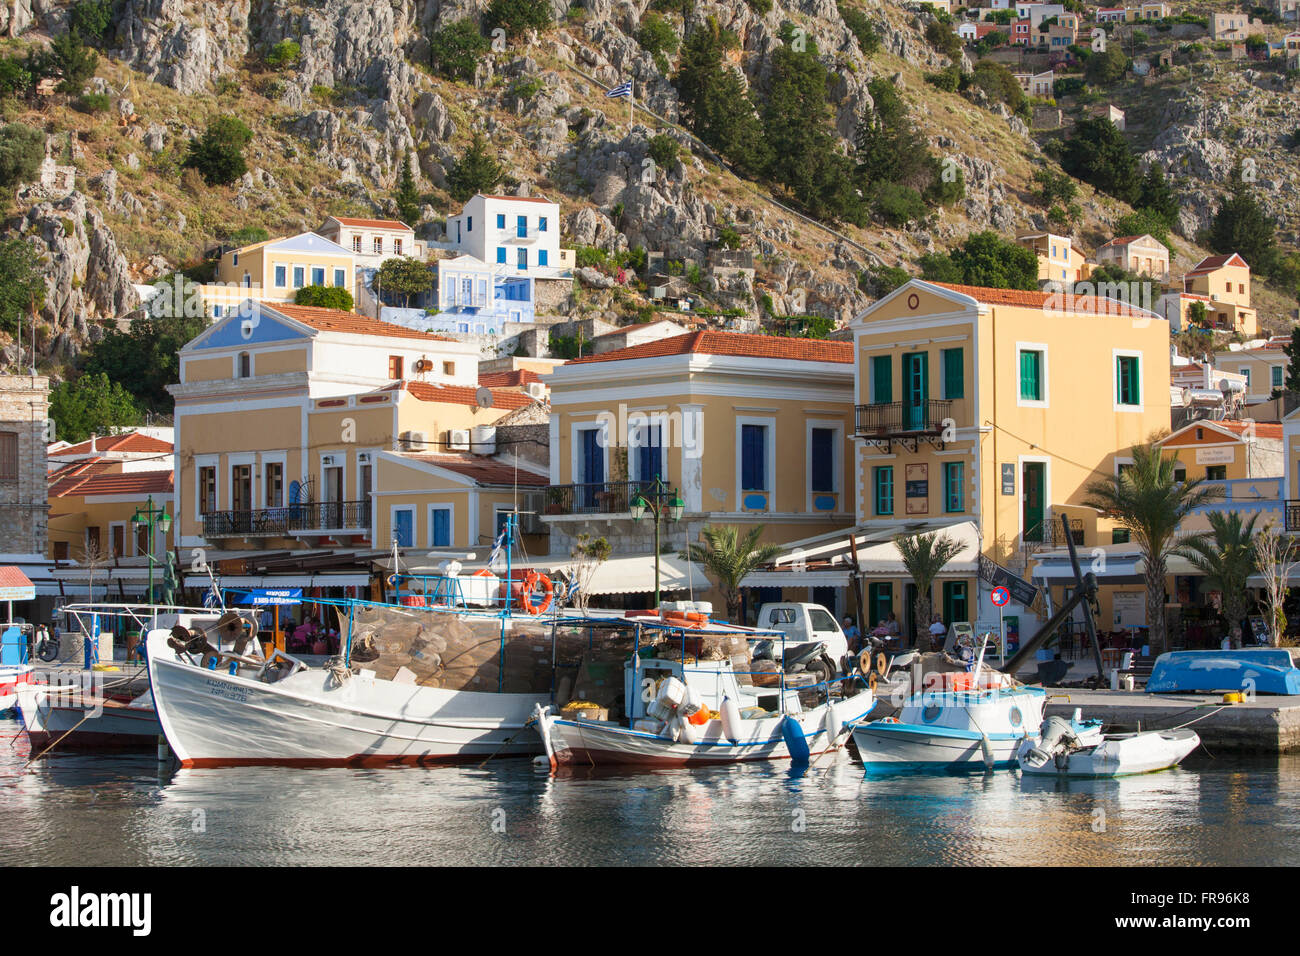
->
[[323, 656, 352, 688], [22, 712, 95, 769]]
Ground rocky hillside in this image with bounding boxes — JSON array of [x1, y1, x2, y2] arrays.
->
[[1, 0, 1298, 373]]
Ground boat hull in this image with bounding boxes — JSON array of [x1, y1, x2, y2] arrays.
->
[[147, 629, 548, 767], [16, 685, 160, 750], [853, 722, 1027, 770], [0, 664, 32, 712], [1017, 729, 1201, 778], [538, 694, 874, 768]]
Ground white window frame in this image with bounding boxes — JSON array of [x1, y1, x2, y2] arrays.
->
[[571, 421, 610, 486], [1018, 454, 1052, 544], [1112, 348, 1144, 412], [194, 454, 220, 520], [318, 451, 347, 503], [628, 412, 669, 485], [805, 419, 842, 513], [260, 452, 288, 509], [390, 505, 416, 548], [735, 415, 777, 509], [427, 502, 456, 549], [274, 265, 287, 289], [1015, 341, 1050, 409]]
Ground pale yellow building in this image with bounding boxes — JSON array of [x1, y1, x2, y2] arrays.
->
[[1180, 253, 1257, 337], [1015, 232, 1089, 285], [203, 232, 357, 318], [1093, 234, 1169, 280], [1213, 337, 1290, 404], [316, 216, 426, 267]]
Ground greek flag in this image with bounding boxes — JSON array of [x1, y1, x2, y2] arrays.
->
[[606, 81, 632, 99]]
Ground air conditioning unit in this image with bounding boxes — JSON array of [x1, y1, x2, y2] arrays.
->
[[448, 429, 471, 451], [526, 381, 547, 400], [402, 431, 428, 451]]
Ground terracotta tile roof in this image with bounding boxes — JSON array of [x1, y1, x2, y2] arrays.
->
[[1186, 253, 1249, 275], [478, 369, 544, 388], [0, 566, 33, 590], [400, 454, 549, 486], [51, 432, 173, 457], [566, 331, 854, 365], [273, 304, 456, 342], [928, 281, 1159, 317], [48, 460, 117, 496], [395, 380, 535, 410], [481, 194, 554, 204], [1216, 420, 1282, 439], [328, 217, 412, 230], [1098, 235, 1145, 247], [74, 470, 175, 497]]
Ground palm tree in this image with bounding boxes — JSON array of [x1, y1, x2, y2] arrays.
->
[[1084, 442, 1221, 655], [681, 525, 783, 623], [895, 531, 965, 647], [1175, 511, 1259, 645]]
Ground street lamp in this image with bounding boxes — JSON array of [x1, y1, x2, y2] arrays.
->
[[630, 474, 685, 607], [131, 494, 172, 603]]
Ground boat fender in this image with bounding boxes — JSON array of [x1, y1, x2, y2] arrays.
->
[[782, 714, 811, 764], [662, 717, 681, 742], [720, 694, 743, 745], [822, 701, 841, 741], [677, 714, 700, 744]]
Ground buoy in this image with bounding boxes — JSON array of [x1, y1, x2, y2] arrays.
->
[[720, 694, 743, 745]]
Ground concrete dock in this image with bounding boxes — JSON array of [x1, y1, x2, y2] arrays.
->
[[1042, 689, 1300, 754]]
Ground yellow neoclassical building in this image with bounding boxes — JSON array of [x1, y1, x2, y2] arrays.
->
[[202, 232, 357, 319], [848, 279, 1171, 636]]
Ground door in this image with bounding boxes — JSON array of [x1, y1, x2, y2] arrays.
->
[[580, 428, 604, 509], [232, 465, 252, 513], [323, 465, 344, 528], [903, 352, 928, 430], [111, 525, 125, 558], [904, 583, 919, 644], [942, 581, 969, 627], [868, 582, 892, 629], [358, 464, 373, 528], [392, 509, 414, 548], [637, 423, 662, 485], [1022, 462, 1045, 543]]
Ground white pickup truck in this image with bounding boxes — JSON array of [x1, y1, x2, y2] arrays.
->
[[755, 602, 850, 663]]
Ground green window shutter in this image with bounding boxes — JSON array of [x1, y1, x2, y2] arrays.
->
[[872, 355, 892, 404], [945, 461, 964, 513], [1020, 350, 1041, 401], [875, 466, 894, 515], [1272, 365, 1283, 389], [942, 348, 964, 400], [1117, 356, 1140, 405]]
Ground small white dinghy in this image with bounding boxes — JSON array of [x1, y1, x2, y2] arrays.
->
[[1016, 716, 1200, 778]]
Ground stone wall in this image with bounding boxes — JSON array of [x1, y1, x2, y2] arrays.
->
[[0, 375, 49, 556]]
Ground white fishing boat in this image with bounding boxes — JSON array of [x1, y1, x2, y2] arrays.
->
[[1016, 716, 1200, 777], [15, 682, 160, 751], [0, 662, 32, 713], [533, 638, 874, 768]]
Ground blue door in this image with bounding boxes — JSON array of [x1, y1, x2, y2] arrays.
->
[[393, 509, 414, 548], [638, 424, 662, 484], [431, 507, 451, 548], [581, 429, 604, 509]]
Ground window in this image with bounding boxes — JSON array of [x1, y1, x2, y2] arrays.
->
[[1273, 365, 1284, 389], [539, 249, 548, 267], [1206, 465, 1227, 481], [430, 506, 452, 548], [54, 541, 69, 561], [1240, 368, 1251, 388], [517, 248, 528, 269], [1019, 349, 1044, 401], [293, 266, 305, 287], [311, 267, 325, 286], [274, 265, 287, 288], [265, 462, 283, 508], [374, 237, 383, 254], [496, 214, 505, 229], [388, 355, 404, 379], [741, 424, 767, 491], [394, 238, 403, 255], [871, 355, 892, 404], [539, 216, 548, 232], [1173, 465, 1186, 482], [198, 467, 216, 515], [242, 272, 251, 288], [333, 268, 346, 288], [232, 252, 238, 266], [942, 347, 964, 400], [443, 361, 455, 376], [810, 428, 834, 493], [86, 526, 100, 553], [352, 236, 362, 253], [517, 215, 527, 238], [1116, 354, 1140, 406], [1112, 528, 1131, 544], [635, 421, 663, 484], [467, 216, 472, 232], [497, 247, 506, 264], [944, 461, 964, 513], [0, 431, 16, 481], [873, 466, 894, 516], [238, 352, 251, 378]]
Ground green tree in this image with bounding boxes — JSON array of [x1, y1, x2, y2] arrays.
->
[[0, 123, 46, 187], [971, 60, 1028, 115], [1114, 208, 1173, 253], [1058, 116, 1140, 204], [49, 30, 98, 94], [855, 78, 934, 190], [374, 256, 432, 307], [484, 0, 552, 39], [0, 57, 33, 97], [1034, 167, 1078, 208], [895, 531, 965, 647], [1284, 327, 1300, 393], [680, 524, 783, 623], [1206, 161, 1278, 277], [1084, 44, 1130, 85], [183, 115, 254, 186], [673, 18, 769, 178], [446, 131, 505, 202], [69, 0, 114, 47], [924, 20, 962, 60], [1136, 163, 1178, 227], [394, 152, 422, 224], [1174, 511, 1259, 643], [265, 39, 302, 70], [0, 239, 46, 336], [637, 13, 679, 59], [49, 373, 142, 444], [295, 285, 354, 310], [428, 18, 490, 82], [838, 2, 881, 55], [919, 231, 1039, 290], [81, 313, 208, 413], [225, 226, 270, 246], [1083, 442, 1222, 655], [647, 133, 679, 172]]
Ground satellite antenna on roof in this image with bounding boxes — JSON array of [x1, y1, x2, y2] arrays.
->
[[475, 387, 494, 408]]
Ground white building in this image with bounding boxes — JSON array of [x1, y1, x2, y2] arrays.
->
[[443, 194, 574, 280], [316, 216, 427, 267]]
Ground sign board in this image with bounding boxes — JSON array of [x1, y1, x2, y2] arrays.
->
[[905, 463, 928, 515], [0, 566, 35, 602], [235, 588, 303, 606], [1001, 463, 1016, 495], [991, 586, 1010, 607], [977, 555, 1039, 608], [1112, 590, 1146, 627], [0, 584, 35, 601], [1194, 446, 1235, 465]]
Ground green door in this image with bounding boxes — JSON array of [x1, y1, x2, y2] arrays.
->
[[904, 582, 919, 644], [942, 581, 969, 627], [1022, 462, 1045, 543], [868, 582, 892, 629], [903, 352, 929, 430]]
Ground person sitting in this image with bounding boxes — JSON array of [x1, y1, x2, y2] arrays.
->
[[842, 616, 861, 653]]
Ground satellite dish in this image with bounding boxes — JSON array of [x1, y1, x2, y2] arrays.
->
[[475, 386, 494, 408]]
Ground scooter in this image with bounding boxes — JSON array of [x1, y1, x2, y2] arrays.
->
[[752, 638, 840, 687]]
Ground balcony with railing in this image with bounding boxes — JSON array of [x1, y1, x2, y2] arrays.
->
[[854, 399, 954, 451], [203, 500, 372, 539], [1286, 500, 1300, 532], [542, 480, 662, 518]]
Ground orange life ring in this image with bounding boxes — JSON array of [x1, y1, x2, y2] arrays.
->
[[521, 571, 554, 615]]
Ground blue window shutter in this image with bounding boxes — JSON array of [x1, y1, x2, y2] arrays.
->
[[496, 247, 506, 264], [811, 428, 833, 492], [496, 214, 505, 228], [742, 424, 766, 490], [432, 508, 450, 547], [539, 250, 548, 266]]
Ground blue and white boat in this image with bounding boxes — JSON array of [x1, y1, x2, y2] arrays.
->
[[1146, 649, 1300, 695]]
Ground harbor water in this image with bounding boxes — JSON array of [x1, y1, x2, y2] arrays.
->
[[4, 721, 1299, 866]]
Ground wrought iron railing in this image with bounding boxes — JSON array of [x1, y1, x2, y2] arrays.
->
[[203, 500, 372, 538], [854, 400, 953, 436], [543, 480, 661, 516], [1047, 516, 1085, 547], [1286, 500, 1300, 533]]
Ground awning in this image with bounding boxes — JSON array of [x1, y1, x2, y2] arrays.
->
[[741, 570, 852, 588], [1030, 547, 1200, 583], [183, 573, 371, 590], [550, 553, 711, 596]]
